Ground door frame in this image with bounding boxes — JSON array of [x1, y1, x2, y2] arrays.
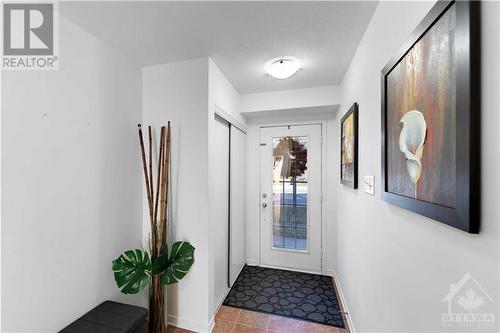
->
[[257, 120, 328, 275]]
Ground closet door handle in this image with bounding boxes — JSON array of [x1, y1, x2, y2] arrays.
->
[[262, 203, 267, 208]]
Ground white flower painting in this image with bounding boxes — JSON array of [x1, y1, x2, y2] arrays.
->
[[399, 110, 427, 199]]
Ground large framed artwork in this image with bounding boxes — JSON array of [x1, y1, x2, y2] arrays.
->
[[381, 1, 480, 233], [341, 103, 358, 189]]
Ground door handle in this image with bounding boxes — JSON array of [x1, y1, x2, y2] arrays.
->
[[262, 203, 267, 208]]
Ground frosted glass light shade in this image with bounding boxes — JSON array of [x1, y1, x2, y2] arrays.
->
[[266, 58, 300, 79]]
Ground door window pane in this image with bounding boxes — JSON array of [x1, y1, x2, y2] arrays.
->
[[296, 228, 307, 251], [272, 227, 284, 248], [272, 136, 308, 251]]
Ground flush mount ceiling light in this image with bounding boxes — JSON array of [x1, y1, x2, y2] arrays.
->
[[265, 57, 300, 79]]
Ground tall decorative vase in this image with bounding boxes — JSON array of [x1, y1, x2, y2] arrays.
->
[[149, 275, 166, 333]]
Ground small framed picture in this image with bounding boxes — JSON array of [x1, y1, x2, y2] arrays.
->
[[340, 103, 358, 189]]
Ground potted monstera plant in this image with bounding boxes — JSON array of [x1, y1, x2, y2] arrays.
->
[[112, 242, 194, 294], [113, 123, 194, 333]]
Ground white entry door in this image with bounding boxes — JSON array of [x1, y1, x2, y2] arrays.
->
[[260, 124, 322, 273]]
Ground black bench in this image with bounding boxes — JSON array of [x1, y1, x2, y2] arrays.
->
[[59, 301, 148, 333]]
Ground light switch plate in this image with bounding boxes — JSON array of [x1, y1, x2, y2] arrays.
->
[[364, 175, 375, 195]]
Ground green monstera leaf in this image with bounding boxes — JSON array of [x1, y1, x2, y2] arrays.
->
[[152, 241, 195, 285], [112, 249, 151, 294]]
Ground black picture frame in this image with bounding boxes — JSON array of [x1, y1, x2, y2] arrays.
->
[[341, 103, 358, 189], [381, 1, 480, 233]]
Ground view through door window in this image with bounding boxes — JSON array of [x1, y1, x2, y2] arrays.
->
[[272, 136, 308, 251]]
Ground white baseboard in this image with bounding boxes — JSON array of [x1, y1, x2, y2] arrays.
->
[[231, 262, 246, 284], [167, 314, 214, 333], [213, 286, 231, 317], [327, 269, 356, 333], [246, 258, 257, 266], [259, 263, 322, 276], [170, 263, 245, 333], [207, 317, 215, 333]]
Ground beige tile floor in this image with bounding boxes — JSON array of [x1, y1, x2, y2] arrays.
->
[[212, 306, 349, 333], [167, 278, 350, 333]]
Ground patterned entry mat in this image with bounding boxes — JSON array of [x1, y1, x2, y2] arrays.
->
[[223, 265, 345, 328]]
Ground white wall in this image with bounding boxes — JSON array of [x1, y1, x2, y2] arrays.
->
[[142, 57, 247, 332], [240, 85, 341, 116], [1, 15, 144, 332], [142, 58, 212, 332], [208, 59, 247, 316], [336, 2, 500, 332], [209, 58, 244, 125]]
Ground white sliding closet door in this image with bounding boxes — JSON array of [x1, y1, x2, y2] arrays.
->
[[230, 128, 246, 285], [213, 116, 229, 309]]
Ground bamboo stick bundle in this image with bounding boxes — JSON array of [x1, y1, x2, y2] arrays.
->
[[138, 125, 155, 245], [138, 123, 170, 333], [159, 122, 171, 246], [154, 127, 165, 228]]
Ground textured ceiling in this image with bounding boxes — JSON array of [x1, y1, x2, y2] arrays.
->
[[61, 1, 377, 93]]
